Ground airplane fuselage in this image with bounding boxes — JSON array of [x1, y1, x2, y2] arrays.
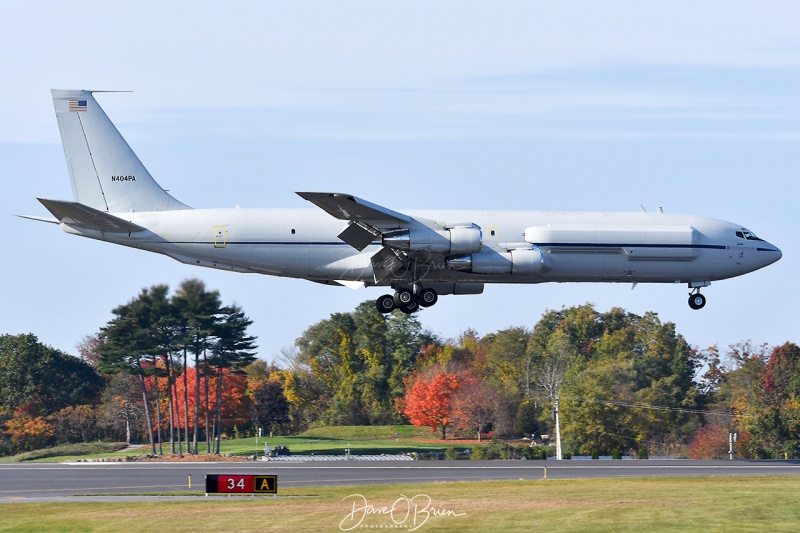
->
[[61, 207, 779, 288]]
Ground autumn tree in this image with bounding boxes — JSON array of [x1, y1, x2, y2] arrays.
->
[[741, 342, 800, 457], [285, 303, 436, 428], [0, 334, 103, 418], [4, 412, 54, 453], [0, 334, 103, 454], [688, 421, 731, 459], [519, 305, 704, 455], [401, 366, 460, 439]]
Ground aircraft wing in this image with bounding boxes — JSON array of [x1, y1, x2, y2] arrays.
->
[[37, 198, 146, 233], [297, 192, 410, 223], [298, 192, 413, 252]]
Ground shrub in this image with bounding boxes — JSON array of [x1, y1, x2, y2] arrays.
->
[[471, 445, 487, 460]]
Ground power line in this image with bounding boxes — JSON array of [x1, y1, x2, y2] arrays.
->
[[564, 396, 732, 417]]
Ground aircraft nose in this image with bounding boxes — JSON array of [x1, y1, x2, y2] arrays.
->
[[760, 242, 782, 267]]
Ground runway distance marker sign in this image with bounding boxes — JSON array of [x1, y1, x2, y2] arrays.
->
[[205, 474, 277, 494]]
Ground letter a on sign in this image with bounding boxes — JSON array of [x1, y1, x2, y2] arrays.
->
[[254, 475, 277, 493]]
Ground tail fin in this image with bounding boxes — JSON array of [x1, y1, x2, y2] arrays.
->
[[51, 89, 190, 212]]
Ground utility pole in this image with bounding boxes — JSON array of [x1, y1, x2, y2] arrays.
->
[[555, 396, 562, 460]]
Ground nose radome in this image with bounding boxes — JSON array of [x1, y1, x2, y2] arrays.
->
[[762, 242, 782, 267], [773, 245, 782, 263]]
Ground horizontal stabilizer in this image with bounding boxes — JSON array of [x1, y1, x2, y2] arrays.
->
[[38, 198, 146, 233], [297, 192, 411, 223], [16, 214, 59, 225]]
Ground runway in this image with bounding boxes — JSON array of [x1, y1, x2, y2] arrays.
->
[[1, 459, 799, 502]]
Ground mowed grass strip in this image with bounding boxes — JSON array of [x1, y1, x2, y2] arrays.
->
[[9, 426, 449, 463], [1, 476, 799, 532]]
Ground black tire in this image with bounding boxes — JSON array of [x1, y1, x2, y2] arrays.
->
[[418, 288, 438, 308], [400, 301, 419, 314], [376, 294, 395, 314], [688, 293, 706, 310], [394, 288, 415, 307]]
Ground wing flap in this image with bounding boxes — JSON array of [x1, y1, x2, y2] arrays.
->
[[338, 221, 382, 251], [371, 247, 406, 282], [38, 198, 146, 233]]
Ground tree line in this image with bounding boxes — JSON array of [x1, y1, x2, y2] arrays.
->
[[1, 282, 798, 459]]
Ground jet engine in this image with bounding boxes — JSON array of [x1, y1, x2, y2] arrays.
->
[[447, 248, 546, 275], [382, 224, 482, 255]]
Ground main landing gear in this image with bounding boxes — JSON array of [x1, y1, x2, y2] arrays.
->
[[688, 289, 707, 310], [375, 286, 438, 314]]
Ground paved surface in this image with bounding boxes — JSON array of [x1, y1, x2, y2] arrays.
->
[[1, 459, 799, 502]]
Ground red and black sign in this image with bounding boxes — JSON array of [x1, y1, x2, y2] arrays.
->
[[205, 474, 277, 494]]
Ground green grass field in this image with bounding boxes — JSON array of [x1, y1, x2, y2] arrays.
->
[[1, 426, 464, 463], [1, 476, 799, 532], [220, 425, 458, 457]]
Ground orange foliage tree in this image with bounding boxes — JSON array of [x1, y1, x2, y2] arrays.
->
[[400, 367, 459, 439], [5, 407, 54, 453]]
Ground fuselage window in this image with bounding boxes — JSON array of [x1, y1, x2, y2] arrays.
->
[[291, 229, 296, 235]]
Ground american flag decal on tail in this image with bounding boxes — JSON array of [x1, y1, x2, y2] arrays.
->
[[68, 99, 87, 112]]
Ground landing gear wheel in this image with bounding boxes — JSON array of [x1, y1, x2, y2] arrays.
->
[[400, 301, 419, 314], [376, 294, 396, 314], [688, 293, 706, 310], [418, 288, 438, 308], [393, 288, 415, 308]]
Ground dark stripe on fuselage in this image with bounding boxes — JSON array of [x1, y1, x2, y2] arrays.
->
[[169, 241, 731, 250], [527, 243, 727, 250]]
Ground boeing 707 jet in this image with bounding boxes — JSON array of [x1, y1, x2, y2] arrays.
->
[[24, 90, 782, 314]]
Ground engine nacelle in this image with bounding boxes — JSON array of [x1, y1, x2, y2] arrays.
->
[[447, 248, 546, 275], [383, 225, 482, 255]]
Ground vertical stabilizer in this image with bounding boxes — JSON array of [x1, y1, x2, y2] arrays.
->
[[51, 89, 190, 212]]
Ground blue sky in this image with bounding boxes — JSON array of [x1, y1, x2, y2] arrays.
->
[[2, 1, 798, 360]]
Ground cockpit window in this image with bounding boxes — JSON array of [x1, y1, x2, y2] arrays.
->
[[736, 229, 763, 241]]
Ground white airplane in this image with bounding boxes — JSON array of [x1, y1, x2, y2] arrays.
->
[[25, 89, 782, 314]]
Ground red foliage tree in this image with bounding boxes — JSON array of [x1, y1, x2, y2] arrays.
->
[[151, 367, 249, 435], [764, 342, 800, 398], [401, 367, 459, 439], [688, 422, 730, 459]]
